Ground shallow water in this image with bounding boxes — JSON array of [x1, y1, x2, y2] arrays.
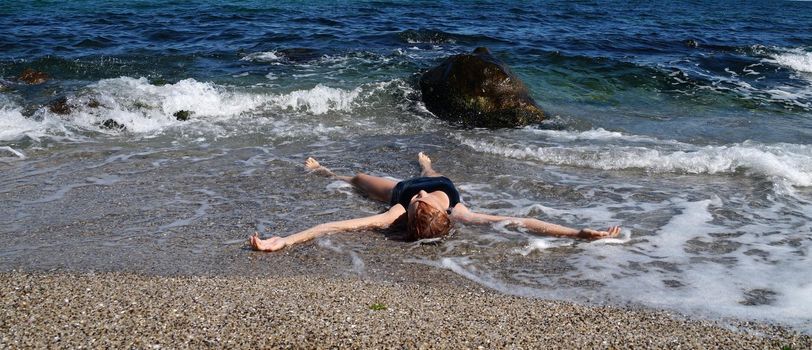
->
[[1, 0, 811, 332]]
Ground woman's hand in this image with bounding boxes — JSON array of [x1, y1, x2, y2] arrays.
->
[[577, 226, 622, 239], [248, 232, 287, 252]]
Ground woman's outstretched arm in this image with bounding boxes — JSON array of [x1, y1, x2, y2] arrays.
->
[[449, 204, 621, 240], [249, 205, 406, 252]]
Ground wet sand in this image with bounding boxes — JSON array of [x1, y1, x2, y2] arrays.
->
[[2, 271, 808, 349]]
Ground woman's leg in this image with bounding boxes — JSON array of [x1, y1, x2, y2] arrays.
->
[[305, 157, 397, 203], [348, 173, 398, 203], [418, 152, 442, 177]]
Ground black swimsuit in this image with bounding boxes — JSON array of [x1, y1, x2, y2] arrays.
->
[[389, 176, 461, 211]]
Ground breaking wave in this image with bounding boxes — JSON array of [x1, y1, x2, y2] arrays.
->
[[271, 84, 361, 114], [767, 47, 812, 74], [457, 129, 812, 187], [0, 97, 72, 142], [0, 77, 387, 143]]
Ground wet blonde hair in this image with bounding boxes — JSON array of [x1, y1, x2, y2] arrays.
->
[[407, 201, 452, 240]]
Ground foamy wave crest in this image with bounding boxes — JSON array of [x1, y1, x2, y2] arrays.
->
[[241, 51, 282, 62], [75, 77, 271, 133], [270, 84, 361, 115], [93, 77, 266, 117], [524, 127, 681, 144], [741, 47, 812, 109], [1, 78, 390, 143], [458, 132, 812, 186], [0, 101, 71, 142], [768, 47, 812, 74]]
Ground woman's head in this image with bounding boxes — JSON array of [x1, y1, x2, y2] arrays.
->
[[406, 191, 452, 239]]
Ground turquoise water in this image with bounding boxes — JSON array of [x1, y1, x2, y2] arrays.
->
[[2, 1, 812, 143], [1, 1, 811, 331]]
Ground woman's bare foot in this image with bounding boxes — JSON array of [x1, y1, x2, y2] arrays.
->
[[305, 157, 337, 177], [417, 152, 431, 169], [418, 152, 440, 177]]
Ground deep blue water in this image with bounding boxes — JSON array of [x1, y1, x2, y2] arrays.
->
[[3, 1, 812, 143], [2, 0, 812, 331]]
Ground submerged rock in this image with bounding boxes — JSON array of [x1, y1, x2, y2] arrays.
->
[[48, 97, 72, 115], [173, 110, 192, 121], [398, 29, 456, 44], [100, 119, 126, 130], [149, 77, 170, 86], [48, 97, 104, 115], [419, 47, 544, 128], [278, 48, 322, 62], [18, 68, 49, 85]]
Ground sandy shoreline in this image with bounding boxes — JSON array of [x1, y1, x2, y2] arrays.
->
[[1, 272, 808, 349]]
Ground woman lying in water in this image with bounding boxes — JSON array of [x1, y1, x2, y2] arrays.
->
[[249, 152, 621, 252]]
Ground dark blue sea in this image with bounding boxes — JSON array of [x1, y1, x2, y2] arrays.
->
[[1, 1, 811, 331]]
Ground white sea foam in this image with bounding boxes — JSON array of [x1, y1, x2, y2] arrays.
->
[[514, 238, 573, 256], [87, 77, 268, 132], [271, 84, 361, 115], [349, 251, 366, 275], [650, 197, 721, 255], [326, 180, 355, 197], [0, 146, 25, 159], [416, 128, 811, 328], [679, 51, 812, 109], [241, 51, 283, 62], [457, 132, 812, 187], [768, 48, 812, 73], [0, 77, 389, 143], [763, 86, 812, 109], [25, 174, 120, 204], [243, 50, 390, 68], [586, 228, 632, 245], [0, 103, 71, 142], [524, 127, 674, 144], [428, 185, 812, 330], [572, 195, 812, 330], [0, 77, 272, 138], [84, 78, 365, 134], [415, 257, 547, 298], [317, 239, 366, 275]]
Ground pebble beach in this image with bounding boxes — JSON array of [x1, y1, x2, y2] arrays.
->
[[2, 271, 809, 349]]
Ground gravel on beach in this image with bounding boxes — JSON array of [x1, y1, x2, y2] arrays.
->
[[1, 272, 808, 349]]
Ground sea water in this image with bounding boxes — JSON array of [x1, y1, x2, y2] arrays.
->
[[1, 1, 811, 331]]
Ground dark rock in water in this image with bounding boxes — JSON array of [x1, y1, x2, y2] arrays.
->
[[683, 39, 699, 48], [419, 47, 544, 128], [87, 99, 101, 108], [739, 288, 777, 306], [278, 48, 322, 62], [398, 29, 455, 44], [19, 68, 49, 85], [149, 77, 170, 86], [48, 96, 72, 115], [173, 110, 192, 121], [100, 119, 125, 130]]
